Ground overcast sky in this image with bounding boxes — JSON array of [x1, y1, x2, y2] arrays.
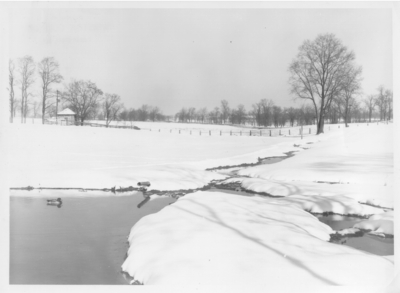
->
[[6, 4, 393, 115]]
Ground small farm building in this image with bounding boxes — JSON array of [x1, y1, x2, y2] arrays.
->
[[57, 108, 76, 125]]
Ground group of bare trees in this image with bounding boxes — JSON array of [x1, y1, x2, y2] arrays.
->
[[8, 56, 63, 123], [8, 56, 126, 126], [288, 33, 392, 134], [172, 99, 316, 127], [118, 105, 167, 123]]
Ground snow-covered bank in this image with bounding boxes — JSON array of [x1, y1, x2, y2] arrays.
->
[[231, 124, 393, 209], [237, 124, 393, 186], [122, 191, 393, 287]]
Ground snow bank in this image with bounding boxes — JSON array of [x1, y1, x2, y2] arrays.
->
[[277, 194, 385, 217], [334, 211, 393, 236], [237, 124, 393, 186], [354, 211, 394, 235], [233, 124, 393, 210], [122, 191, 393, 287], [222, 177, 393, 209]]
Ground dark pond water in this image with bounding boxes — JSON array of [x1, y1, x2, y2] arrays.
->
[[316, 214, 394, 256], [10, 192, 176, 285]]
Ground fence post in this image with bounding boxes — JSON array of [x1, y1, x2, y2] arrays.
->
[[190, 130, 192, 135], [270, 130, 272, 136], [220, 131, 222, 136], [250, 130, 252, 136], [279, 130, 281, 136], [309, 128, 311, 134], [230, 131, 232, 136], [209, 130, 211, 136], [159, 129, 160, 132], [260, 130, 262, 136], [289, 129, 290, 135], [240, 131, 242, 136], [179, 130, 181, 134]]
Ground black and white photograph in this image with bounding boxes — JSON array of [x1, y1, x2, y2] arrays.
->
[[1, 1, 398, 292]]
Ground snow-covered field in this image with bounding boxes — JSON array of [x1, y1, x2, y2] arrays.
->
[[8, 121, 310, 190], [7, 121, 395, 289]]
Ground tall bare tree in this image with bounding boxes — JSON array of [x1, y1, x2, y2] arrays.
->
[[38, 57, 63, 124], [18, 56, 36, 123], [63, 80, 103, 125], [8, 59, 16, 123], [103, 93, 122, 127], [289, 34, 356, 134], [363, 95, 376, 122]]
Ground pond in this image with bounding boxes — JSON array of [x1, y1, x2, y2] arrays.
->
[[10, 192, 176, 285], [316, 214, 394, 256]]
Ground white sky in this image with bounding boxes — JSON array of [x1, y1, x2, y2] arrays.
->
[[4, 3, 393, 115]]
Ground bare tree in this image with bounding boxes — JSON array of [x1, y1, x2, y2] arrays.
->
[[236, 104, 246, 125], [149, 106, 161, 122], [289, 34, 356, 134], [138, 105, 150, 121], [187, 107, 196, 122], [38, 57, 63, 124], [260, 99, 274, 127], [272, 106, 282, 128], [32, 100, 41, 118], [208, 107, 220, 124], [338, 64, 362, 127], [13, 99, 21, 118], [287, 107, 297, 126], [385, 89, 393, 121], [251, 103, 262, 126], [8, 59, 16, 123], [18, 56, 36, 123], [220, 100, 230, 124], [103, 93, 122, 127], [175, 107, 187, 122], [375, 85, 387, 121], [63, 80, 103, 125], [363, 95, 376, 122], [197, 107, 208, 123]]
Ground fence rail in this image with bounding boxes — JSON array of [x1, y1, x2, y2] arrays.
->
[[44, 119, 390, 137]]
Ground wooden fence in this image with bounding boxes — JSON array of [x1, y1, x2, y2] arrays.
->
[[44, 120, 388, 137]]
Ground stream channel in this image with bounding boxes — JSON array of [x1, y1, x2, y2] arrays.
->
[[10, 156, 393, 284]]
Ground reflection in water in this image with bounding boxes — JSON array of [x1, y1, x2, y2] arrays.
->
[[10, 193, 176, 285]]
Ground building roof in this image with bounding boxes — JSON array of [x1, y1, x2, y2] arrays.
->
[[57, 108, 76, 116]]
